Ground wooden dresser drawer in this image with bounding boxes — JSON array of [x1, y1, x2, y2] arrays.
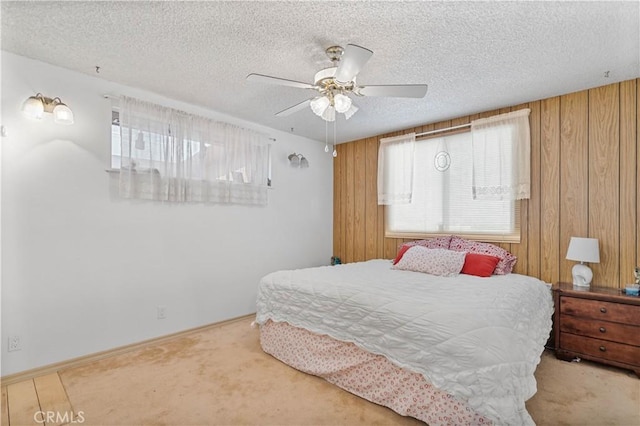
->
[[560, 316, 640, 346], [560, 297, 640, 326], [560, 332, 640, 366]]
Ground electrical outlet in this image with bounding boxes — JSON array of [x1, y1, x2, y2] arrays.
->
[[157, 305, 167, 319], [8, 335, 21, 352]]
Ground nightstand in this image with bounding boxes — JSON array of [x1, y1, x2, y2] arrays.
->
[[553, 282, 640, 377]]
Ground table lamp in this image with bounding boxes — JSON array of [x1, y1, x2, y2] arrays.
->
[[566, 237, 600, 287]]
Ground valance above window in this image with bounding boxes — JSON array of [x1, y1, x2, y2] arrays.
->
[[470, 108, 531, 201]]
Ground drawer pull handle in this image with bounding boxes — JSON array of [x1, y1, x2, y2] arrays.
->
[[599, 307, 607, 313], [599, 346, 607, 352], [599, 327, 606, 333]]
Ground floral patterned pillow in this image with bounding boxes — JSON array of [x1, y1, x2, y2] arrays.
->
[[393, 236, 453, 264], [449, 236, 517, 275], [392, 246, 466, 277]]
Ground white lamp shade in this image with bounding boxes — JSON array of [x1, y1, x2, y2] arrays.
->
[[566, 237, 599, 287], [566, 237, 600, 263], [22, 96, 45, 119], [333, 93, 352, 113], [53, 103, 74, 125]]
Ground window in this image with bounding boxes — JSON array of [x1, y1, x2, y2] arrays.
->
[[385, 131, 520, 242], [111, 96, 272, 205], [111, 111, 271, 186]]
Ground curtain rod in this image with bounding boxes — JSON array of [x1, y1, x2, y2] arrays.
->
[[415, 123, 470, 138]]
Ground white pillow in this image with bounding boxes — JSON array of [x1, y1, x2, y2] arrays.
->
[[392, 246, 466, 277]]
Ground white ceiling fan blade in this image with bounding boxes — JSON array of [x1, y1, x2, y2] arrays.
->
[[247, 73, 316, 90], [358, 84, 428, 98], [334, 44, 373, 84], [275, 99, 312, 117]]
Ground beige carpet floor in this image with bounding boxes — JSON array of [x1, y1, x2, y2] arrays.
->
[[58, 317, 640, 425]]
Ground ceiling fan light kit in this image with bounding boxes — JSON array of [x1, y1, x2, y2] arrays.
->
[[247, 43, 427, 153]]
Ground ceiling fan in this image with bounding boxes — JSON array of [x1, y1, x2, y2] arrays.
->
[[246, 44, 428, 122]]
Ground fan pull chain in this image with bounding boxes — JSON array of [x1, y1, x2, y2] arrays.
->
[[332, 120, 338, 157], [325, 119, 329, 152]]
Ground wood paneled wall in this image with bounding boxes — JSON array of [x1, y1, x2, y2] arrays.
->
[[333, 79, 640, 288]]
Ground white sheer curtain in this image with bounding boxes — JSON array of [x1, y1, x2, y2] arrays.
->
[[377, 132, 415, 205], [471, 108, 531, 200], [118, 96, 269, 205]]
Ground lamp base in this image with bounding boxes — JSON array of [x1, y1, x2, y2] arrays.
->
[[572, 263, 593, 287]]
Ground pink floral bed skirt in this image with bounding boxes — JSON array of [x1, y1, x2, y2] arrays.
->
[[260, 320, 491, 426]]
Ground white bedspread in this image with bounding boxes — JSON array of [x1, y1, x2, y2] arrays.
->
[[255, 259, 553, 425]]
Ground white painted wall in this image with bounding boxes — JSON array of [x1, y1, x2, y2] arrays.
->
[[1, 52, 333, 376]]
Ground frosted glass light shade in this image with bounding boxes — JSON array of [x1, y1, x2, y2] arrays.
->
[[287, 153, 300, 167], [344, 104, 359, 120], [322, 106, 336, 122], [310, 96, 330, 117], [53, 103, 74, 125], [333, 93, 352, 113], [22, 95, 45, 119]]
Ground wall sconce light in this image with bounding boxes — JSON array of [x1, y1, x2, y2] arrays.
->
[[288, 153, 309, 168], [21, 93, 74, 125], [566, 237, 600, 287]]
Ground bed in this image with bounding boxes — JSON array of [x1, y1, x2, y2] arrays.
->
[[255, 241, 553, 425]]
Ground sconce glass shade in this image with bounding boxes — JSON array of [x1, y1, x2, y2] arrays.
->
[[287, 153, 300, 167], [53, 102, 74, 125], [299, 156, 309, 168], [333, 93, 352, 113], [310, 96, 331, 117], [22, 95, 45, 120]]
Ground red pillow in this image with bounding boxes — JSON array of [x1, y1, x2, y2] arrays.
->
[[392, 244, 412, 265], [449, 236, 517, 275], [461, 253, 501, 277]]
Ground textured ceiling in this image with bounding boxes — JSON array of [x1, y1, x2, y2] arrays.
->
[[2, 1, 639, 143]]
